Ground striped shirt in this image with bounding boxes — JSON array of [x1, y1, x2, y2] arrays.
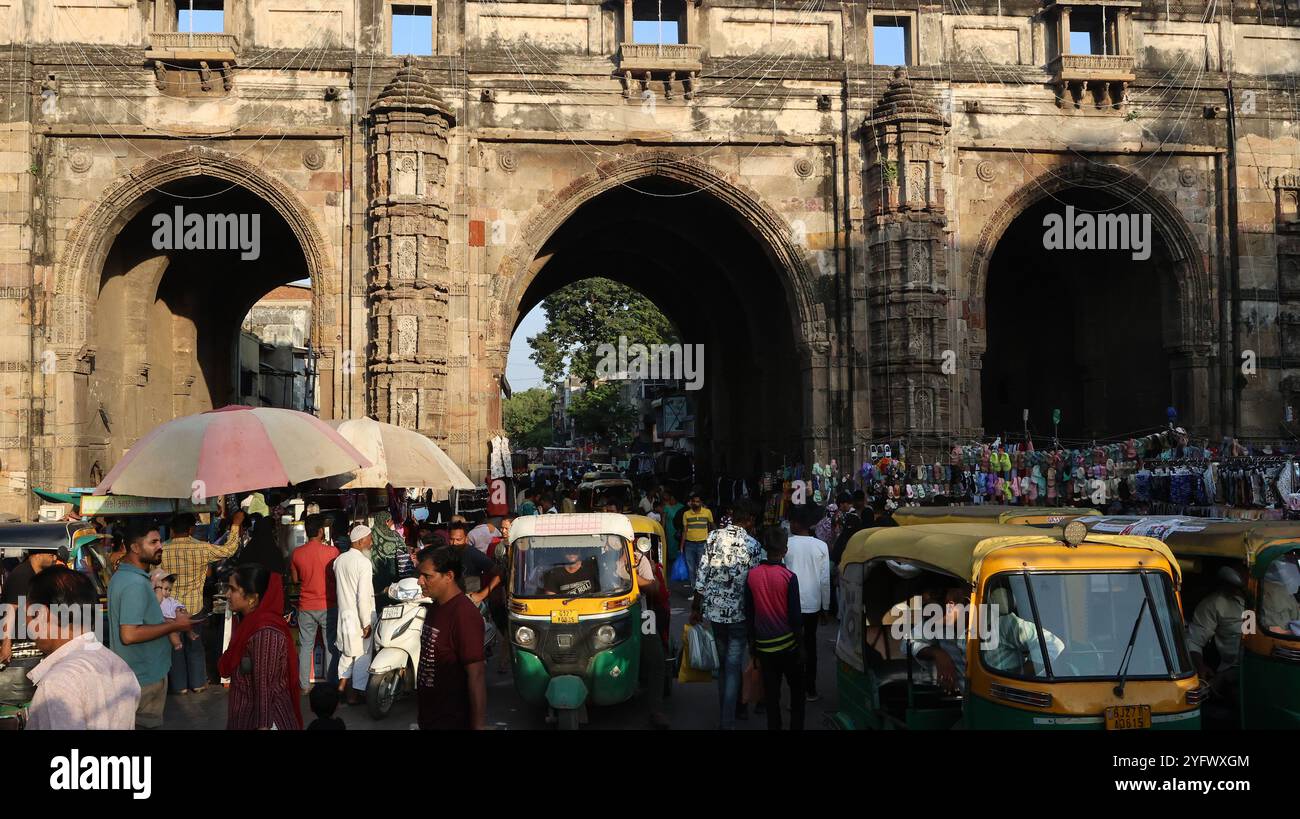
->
[[159, 532, 240, 614], [743, 561, 802, 654]]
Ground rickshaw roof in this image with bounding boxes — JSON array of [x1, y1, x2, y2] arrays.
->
[[892, 505, 1100, 525], [626, 514, 665, 538], [579, 477, 633, 490], [1078, 515, 1300, 573], [840, 523, 1181, 582], [0, 520, 88, 550], [508, 513, 634, 543]]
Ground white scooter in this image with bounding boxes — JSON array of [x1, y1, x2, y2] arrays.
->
[[366, 578, 498, 720]]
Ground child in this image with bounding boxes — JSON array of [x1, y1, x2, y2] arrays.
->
[[151, 569, 198, 694], [307, 682, 346, 730]]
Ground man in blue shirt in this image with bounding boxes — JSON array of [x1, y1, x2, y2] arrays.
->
[[108, 522, 194, 729]]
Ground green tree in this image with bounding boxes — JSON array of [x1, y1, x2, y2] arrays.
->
[[527, 278, 678, 387], [502, 387, 554, 449], [568, 382, 639, 443]]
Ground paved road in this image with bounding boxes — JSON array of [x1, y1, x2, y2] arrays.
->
[[165, 584, 843, 730]]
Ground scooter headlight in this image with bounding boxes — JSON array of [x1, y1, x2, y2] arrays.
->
[[594, 624, 617, 647], [514, 626, 536, 647]]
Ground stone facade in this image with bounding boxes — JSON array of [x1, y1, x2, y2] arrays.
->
[[0, 0, 1295, 516]]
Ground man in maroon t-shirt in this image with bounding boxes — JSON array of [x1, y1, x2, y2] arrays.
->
[[290, 514, 340, 690], [414, 545, 487, 730]]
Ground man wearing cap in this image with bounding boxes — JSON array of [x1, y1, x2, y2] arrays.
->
[[1186, 564, 1249, 701], [334, 524, 376, 705]]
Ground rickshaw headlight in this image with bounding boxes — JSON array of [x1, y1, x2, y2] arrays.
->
[[594, 624, 617, 647], [514, 626, 536, 647]]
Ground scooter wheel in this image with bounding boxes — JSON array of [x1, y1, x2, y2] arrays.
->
[[366, 669, 401, 720]]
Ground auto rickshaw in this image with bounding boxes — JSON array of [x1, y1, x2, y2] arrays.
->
[[893, 505, 1100, 527], [577, 472, 635, 513], [507, 513, 649, 729], [830, 522, 1202, 730], [1078, 515, 1300, 729]]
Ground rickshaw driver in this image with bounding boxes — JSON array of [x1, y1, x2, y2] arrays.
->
[[980, 587, 1066, 676], [543, 552, 599, 597], [1259, 554, 1300, 636], [1185, 564, 1249, 695], [905, 581, 971, 694]]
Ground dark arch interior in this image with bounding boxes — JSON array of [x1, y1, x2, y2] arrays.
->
[[982, 186, 1177, 442], [513, 175, 804, 480], [92, 176, 307, 458]]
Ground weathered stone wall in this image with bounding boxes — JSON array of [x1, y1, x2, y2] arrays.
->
[[0, 0, 1293, 517]]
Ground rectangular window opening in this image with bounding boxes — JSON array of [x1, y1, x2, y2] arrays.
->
[[632, 0, 685, 44], [872, 17, 911, 66], [1068, 11, 1106, 56], [176, 0, 224, 34], [392, 4, 434, 56]]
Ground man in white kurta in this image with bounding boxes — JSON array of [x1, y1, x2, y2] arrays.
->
[[334, 524, 376, 700]]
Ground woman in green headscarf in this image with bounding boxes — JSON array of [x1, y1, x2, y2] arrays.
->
[[369, 510, 408, 596]]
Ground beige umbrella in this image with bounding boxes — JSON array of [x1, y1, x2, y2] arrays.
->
[[325, 417, 476, 498]]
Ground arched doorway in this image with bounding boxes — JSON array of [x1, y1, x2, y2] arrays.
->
[[496, 164, 821, 482], [970, 165, 1217, 441], [50, 149, 338, 485], [91, 175, 313, 458]]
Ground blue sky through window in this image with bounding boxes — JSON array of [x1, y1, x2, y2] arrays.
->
[[873, 25, 906, 65], [177, 9, 224, 33], [1069, 31, 1096, 55], [392, 6, 434, 55], [633, 20, 679, 44]]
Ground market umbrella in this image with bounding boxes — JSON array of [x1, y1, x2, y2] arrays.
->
[[324, 417, 475, 498], [93, 405, 370, 500]]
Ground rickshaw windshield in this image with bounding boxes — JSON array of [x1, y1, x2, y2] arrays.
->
[[1259, 548, 1300, 640], [511, 535, 634, 598], [980, 571, 1192, 680], [593, 487, 631, 511]]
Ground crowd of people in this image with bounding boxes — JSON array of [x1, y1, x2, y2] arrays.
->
[[4, 468, 895, 733]]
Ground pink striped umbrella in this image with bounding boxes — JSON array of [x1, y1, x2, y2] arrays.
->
[[94, 405, 371, 500]]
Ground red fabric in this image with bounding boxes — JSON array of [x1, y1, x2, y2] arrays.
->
[[219, 573, 302, 729], [227, 628, 301, 730], [291, 539, 339, 610]]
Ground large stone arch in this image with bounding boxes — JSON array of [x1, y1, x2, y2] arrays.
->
[[51, 146, 337, 351], [43, 146, 341, 489], [487, 149, 826, 367], [484, 148, 834, 464], [964, 160, 1217, 433]]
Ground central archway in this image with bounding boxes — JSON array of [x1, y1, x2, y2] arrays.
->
[[491, 152, 827, 481]]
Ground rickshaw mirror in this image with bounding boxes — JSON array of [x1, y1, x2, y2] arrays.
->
[[636, 536, 651, 554]]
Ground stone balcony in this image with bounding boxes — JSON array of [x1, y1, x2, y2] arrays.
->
[[146, 31, 239, 62], [618, 43, 703, 99], [1049, 54, 1135, 109]]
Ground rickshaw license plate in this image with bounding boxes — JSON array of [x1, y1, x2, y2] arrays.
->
[[551, 610, 579, 624], [1104, 705, 1151, 730]]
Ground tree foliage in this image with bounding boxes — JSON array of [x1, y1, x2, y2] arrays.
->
[[527, 278, 677, 387], [502, 387, 554, 449], [568, 383, 639, 443]]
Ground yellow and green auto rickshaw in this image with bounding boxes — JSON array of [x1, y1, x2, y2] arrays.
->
[[1079, 515, 1300, 729], [506, 513, 651, 729], [577, 472, 635, 513], [893, 505, 1100, 527], [830, 522, 1203, 730]]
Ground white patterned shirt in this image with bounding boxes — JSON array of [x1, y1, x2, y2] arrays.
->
[[26, 632, 141, 730], [694, 525, 763, 624]]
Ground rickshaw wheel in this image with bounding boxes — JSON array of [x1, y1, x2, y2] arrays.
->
[[556, 709, 581, 731]]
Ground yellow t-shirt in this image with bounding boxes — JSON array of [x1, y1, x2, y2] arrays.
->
[[682, 507, 714, 543]]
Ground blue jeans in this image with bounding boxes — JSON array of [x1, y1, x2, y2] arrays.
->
[[168, 631, 207, 692], [711, 621, 748, 730], [685, 541, 705, 590], [297, 608, 340, 689]]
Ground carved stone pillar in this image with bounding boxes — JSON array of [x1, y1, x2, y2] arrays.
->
[[366, 59, 455, 439], [862, 68, 952, 449]]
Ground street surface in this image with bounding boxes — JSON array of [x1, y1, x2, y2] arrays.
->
[[165, 584, 842, 730]]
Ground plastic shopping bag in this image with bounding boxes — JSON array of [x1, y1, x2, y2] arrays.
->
[[670, 550, 689, 583], [676, 624, 714, 683], [742, 655, 765, 705], [687, 620, 719, 673]]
